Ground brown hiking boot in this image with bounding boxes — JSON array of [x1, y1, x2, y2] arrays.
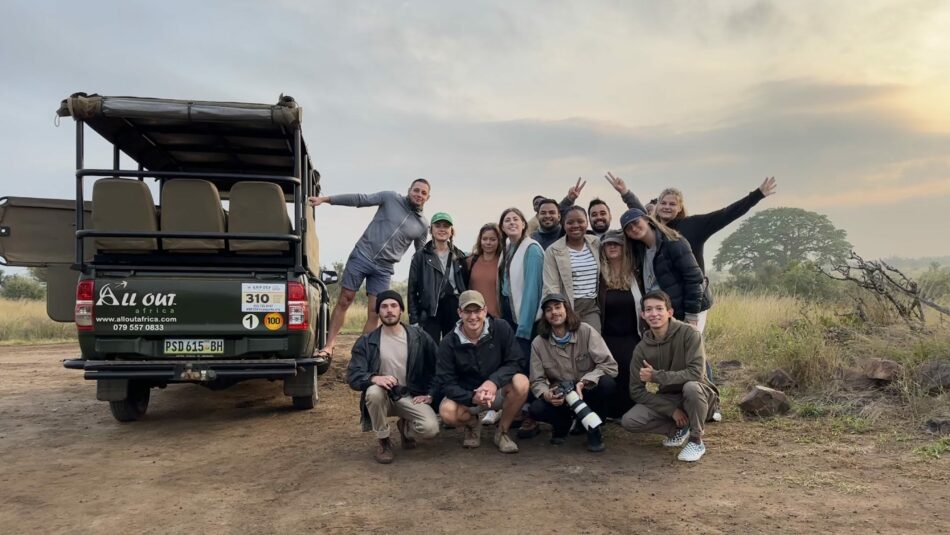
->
[[462, 421, 482, 448], [374, 438, 394, 464], [397, 418, 416, 450]]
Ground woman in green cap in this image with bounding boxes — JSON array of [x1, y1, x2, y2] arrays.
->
[[408, 212, 469, 343]]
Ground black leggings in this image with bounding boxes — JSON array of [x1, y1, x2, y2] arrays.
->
[[422, 293, 459, 344]]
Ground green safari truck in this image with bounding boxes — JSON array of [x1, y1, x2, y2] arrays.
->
[[0, 93, 334, 421]]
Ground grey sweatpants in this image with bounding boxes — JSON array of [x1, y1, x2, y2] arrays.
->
[[364, 385, 440, 440], [620, 381, 718, 440]]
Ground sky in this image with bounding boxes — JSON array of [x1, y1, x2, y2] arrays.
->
[[1, 0, 949, 280]]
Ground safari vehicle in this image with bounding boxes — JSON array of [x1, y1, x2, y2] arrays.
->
[[0, 93, 335, 421]]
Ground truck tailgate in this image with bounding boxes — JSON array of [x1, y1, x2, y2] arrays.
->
[[92, 275, 290, 337]]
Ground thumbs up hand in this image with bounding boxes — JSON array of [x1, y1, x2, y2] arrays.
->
[[639, 361, 655, 383]]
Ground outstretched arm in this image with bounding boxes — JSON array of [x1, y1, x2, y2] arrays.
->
[[605, 172, 646, 211], [308, 190, 395, 208], [686, 177, 777, 236]]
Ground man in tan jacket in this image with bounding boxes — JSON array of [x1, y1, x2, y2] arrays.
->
[[529, 294, 618, 452], [621, 290, 719, 462]]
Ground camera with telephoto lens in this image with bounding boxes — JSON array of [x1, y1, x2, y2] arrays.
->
[[554, 380, 603, 431], [387, 385, 410, 401]]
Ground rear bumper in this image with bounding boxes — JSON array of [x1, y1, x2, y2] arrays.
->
[[63, 357, 316, 381]]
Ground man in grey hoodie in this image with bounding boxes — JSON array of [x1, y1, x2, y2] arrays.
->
[[621, 290, 719, 462], [309, 179, 431, 355]]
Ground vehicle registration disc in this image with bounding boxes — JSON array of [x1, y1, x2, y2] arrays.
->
[[241, 283, 285, 312], [164, 339, 225, 355]]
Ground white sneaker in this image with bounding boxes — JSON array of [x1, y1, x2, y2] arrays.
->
[[662, 426, 690, 448], [712, 410, 723, 423], [678, 440, 706, 462], [480, 409, 501, 425]]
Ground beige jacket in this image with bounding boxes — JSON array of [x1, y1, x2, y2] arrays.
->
[[542, 234, 601, 305], [529, 322, 618, 398]]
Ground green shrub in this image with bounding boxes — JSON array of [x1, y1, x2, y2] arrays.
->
[[1, 275, 45, 300]]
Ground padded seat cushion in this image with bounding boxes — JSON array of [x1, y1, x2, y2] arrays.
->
[[161, 179, 226, 252], [228, 181, 292, 253], [92, 178, 158, 253]]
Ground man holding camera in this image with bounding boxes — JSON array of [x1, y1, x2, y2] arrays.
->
[[621, 290, 719, 462], [529, 294, 618, 452], [436, 290, 530, 453], [346, 290, 440, 464]]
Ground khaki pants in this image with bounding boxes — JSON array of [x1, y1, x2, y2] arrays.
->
[[574, 297, 601, 333], [621, 381, 718, 440], [364, 385, 440, 441]]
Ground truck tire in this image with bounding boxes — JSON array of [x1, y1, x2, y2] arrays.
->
[[109, 382, 150, 422]]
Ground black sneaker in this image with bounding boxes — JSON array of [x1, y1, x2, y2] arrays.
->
[[550, 434, 567, 445], [586, 427, 605, 453]]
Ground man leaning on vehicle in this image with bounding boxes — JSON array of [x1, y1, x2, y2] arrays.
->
[[309, 179, 431, 358]]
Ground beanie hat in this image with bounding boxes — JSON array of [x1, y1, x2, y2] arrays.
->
[[375, 290, 404, 314]]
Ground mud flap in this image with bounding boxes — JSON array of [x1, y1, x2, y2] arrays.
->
[[283, 364, 316, 398], [97, 379, 129, 401]]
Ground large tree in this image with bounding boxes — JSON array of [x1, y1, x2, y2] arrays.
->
[[713, 207, 852, 274]]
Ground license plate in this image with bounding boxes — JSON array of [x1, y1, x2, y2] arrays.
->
[[163, 339, 225, 355]]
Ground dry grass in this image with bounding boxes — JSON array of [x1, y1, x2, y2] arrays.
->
[[0, 298, 76, 344]]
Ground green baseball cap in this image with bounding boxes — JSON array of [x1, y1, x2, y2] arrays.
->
[[430, 212, 453, 225]]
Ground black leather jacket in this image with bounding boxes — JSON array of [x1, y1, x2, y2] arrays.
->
[[408, 241, 469, 324]]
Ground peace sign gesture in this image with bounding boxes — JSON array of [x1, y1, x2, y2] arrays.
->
[[567, 177, 587, 201], [604, 171, 629, 195]]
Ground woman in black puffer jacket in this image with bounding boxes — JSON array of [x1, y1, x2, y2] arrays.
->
[[619, 207, 706, 324]]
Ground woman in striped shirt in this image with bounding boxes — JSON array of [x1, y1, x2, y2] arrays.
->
[[542, 206, 603, 332]]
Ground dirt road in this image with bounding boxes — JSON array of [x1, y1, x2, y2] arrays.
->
[[0, 338, 947, 534]]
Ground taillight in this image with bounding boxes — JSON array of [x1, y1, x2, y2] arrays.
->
[[76, 280, 95, 331], [287, 282, 308, 331]]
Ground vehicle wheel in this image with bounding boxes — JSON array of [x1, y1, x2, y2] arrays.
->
[[109, 382, 150, 422], [292, 394, 316, 410], [315, 355, 332, 375]]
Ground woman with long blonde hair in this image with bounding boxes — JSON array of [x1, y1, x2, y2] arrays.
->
[[597, 230, 642, 416]]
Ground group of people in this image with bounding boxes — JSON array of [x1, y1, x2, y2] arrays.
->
[[308, 172, 777, 463]]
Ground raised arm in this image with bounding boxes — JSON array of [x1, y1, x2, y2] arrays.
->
[[686, 177, 777, 236], [605, 172, 646, 211]]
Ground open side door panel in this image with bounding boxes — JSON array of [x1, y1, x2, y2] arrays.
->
[[0, 196, 91, 266], [0, 197, 91, 322]]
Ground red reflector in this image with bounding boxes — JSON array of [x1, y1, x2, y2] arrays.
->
[[77, 280, 95, 300], [288, 282, 306, 301]]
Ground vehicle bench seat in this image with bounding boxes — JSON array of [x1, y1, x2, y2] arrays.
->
[[92, 178, 158, 253], [228, 181, 292, 254], [160, 179, 226, 252]]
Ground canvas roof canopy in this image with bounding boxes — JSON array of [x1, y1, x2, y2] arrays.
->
[[57, 93, 319, 195]]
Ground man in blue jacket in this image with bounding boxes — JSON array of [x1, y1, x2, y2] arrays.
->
[[309, 179, 431, 357], [346, 290, 440, 464], [436, 290, 530, 453]]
